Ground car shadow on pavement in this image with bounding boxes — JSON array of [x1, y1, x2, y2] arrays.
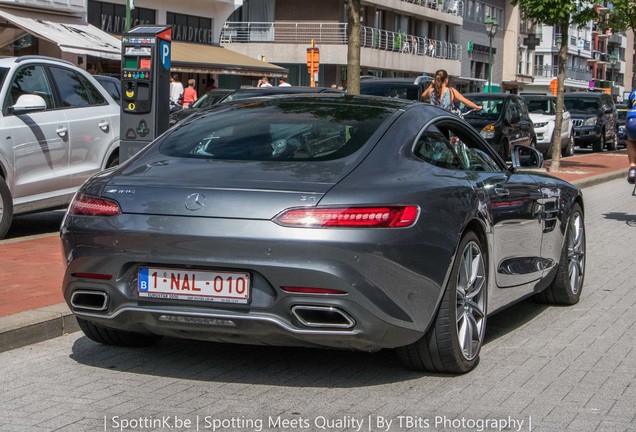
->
[[602, 212, 636, 226], [70, 337, 431, 386], [68, 298, 551, 385], [5, 210, 65, 239], [484, 298, 548, 344]]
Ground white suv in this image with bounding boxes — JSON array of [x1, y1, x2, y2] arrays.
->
[[0, 56, 120, 239], [523, 94, 574, 158]]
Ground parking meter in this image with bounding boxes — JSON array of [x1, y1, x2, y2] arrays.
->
[[119, 25, 171, 162]]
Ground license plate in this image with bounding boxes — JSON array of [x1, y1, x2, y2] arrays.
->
[[138, 267, 250, 304]]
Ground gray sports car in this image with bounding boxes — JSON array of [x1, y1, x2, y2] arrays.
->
[[61, 95, 586, 374]]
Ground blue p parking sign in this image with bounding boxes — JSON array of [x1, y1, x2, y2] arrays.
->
[[160, 41, 171, 71]]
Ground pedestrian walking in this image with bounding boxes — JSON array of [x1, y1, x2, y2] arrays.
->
[[278, 78, 291, 87], [421, 69, 481, 113], [170, 74, 184, 105], [182, 79, 198, 108], [258, 77, 272, 88]]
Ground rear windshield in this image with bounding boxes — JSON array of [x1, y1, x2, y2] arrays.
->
[[160, 99, 395, 161], [526, 98, 556, 115]]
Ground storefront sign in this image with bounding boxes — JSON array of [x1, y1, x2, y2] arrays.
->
[[171, 24, 213, 44]]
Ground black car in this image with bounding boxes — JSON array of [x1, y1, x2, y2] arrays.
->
[[93, 75, 121, 105], [169, 86, 343, 126], [359, 77, 429, 101], [563, 92, 618, 152], [461, 93, 537, 160]]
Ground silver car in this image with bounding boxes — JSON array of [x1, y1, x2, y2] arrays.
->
[[0, 56, 120, 238], [61, 95, 585, 374]]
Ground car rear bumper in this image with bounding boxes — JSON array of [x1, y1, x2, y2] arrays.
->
[[61, 214, 452, 351]]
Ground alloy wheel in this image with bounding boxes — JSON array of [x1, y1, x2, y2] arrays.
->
[[567, 212, 585, 294], [456, 241, 486, 361]]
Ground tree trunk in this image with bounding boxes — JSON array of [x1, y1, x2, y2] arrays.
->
[[549, 23, 569, 173], [346, 0, 361, 95]]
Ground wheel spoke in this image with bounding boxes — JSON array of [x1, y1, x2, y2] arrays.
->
[[467, 299, 485, 319]]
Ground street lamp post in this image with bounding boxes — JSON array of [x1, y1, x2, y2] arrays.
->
[[484, 16, 498, 93]]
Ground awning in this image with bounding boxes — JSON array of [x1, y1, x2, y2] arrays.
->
[[0, 7, 121, 60], [171, 42, 287, 78]]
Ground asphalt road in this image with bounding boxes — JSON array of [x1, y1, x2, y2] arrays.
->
[[1, 178, 635, 432], [4, 210, 65, 240]]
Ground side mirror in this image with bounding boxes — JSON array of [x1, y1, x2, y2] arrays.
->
[[8, 94, 47, 114], [511, 144, 543, 169]]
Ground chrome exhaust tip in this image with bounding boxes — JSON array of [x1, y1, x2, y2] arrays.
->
[[70, 290, 109, 311], [291, 305, 355, 329]]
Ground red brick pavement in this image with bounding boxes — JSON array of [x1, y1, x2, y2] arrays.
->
[[0, 235, 64, 317], [0, 149, 629, 318]]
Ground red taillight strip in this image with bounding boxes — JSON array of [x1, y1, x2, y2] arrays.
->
[[281, 286, 347, 295], [274, 206, 419, 228], [71, 273, 113, 280], [68, 194, 121, 216]]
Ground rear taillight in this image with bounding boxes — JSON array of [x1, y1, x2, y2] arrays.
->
[[68, 194, 121, 216], [273, 206, 419, 228]]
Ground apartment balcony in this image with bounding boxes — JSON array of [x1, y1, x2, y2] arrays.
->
[[400, 0, 464, 16], [607, 32, 623, 45], [220, 22, 462, 62], [534, 65, 592, 82]]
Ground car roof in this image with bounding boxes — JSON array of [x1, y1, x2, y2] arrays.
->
[[564, 92, 604, 98]]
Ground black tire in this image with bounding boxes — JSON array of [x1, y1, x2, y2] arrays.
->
[[77, 317, 162, 347], [606, 133, 618, 151], [535, 204, 585, 305], [592, 130, 604, 152], [0, 176, 13, 240], [561, 133, 575, 157], [397, 231, 487, 373], [106, 152, 119, 169], [498, 140, 509, 161]]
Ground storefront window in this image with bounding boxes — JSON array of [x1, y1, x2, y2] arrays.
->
[[167, 13, 213, 45], [87, 0, 156, 35]]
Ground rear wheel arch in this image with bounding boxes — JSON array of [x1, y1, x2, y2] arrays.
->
[[106, 148, 120, 169]]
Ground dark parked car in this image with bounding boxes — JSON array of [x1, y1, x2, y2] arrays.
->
[[359, 77, 429, 101], [62, 95, 585, 374], [461, 93, 537, 160], [93, 75, 121, 105], [563, 92, 618, 152], [169, 86, 342, 126], [616, 103, 628, 148]]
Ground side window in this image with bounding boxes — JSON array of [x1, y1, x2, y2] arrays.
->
[[414, 130, 462, 169], [507, 99, 519, 122], [6, 65, 54, 110], [78, 74, 107, 105], [49, 66, 93, 107], [414, 122, 503, 172], [516, 98, 530, 121]]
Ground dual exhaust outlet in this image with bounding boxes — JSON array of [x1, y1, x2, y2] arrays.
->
[[291, 305, 355, 329], [70, 291, 355, 330], [70, 290, 109, 311]]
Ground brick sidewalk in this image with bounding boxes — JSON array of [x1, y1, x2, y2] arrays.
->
[[0, 235, 64, 318]]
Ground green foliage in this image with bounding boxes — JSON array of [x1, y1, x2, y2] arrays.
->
[[511, 0, 600, 28], [606, 0, 636, 33]]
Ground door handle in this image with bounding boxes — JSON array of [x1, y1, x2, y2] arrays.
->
[[56, 126, 68, 137], [494, 186, 509, 197], [98, 121, 110, 132]]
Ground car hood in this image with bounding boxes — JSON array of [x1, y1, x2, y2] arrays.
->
[[102, 155, 361, 219], [463, 116, 495, 131], [528, 113, 554, 123]]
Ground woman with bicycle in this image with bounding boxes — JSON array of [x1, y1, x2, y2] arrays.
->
[[421, 69, 482, 113]]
